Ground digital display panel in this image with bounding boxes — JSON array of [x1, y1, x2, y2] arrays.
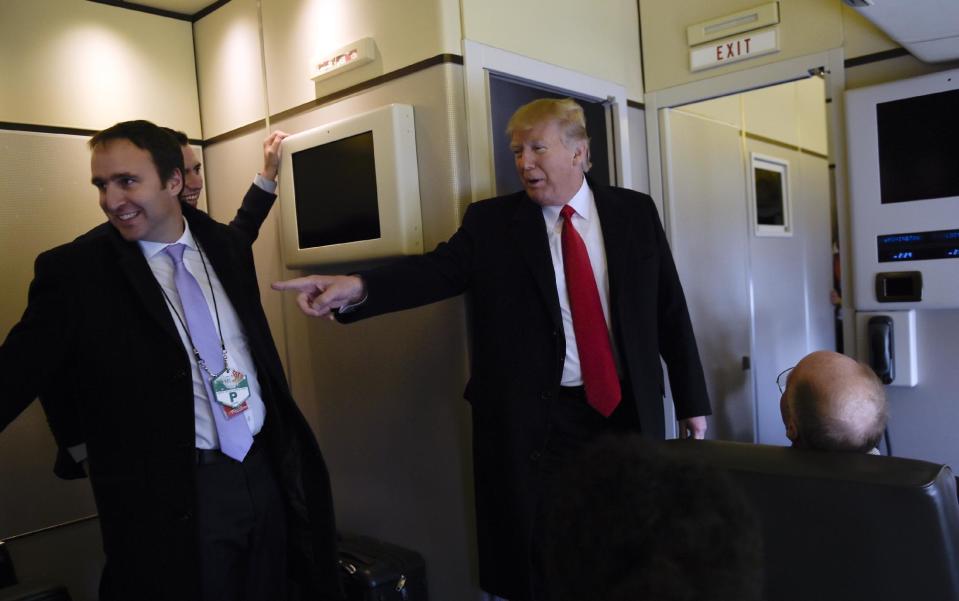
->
[[877, 228, 959, 262], [876, 88, 959, 204], [292, 131, 380, 249]]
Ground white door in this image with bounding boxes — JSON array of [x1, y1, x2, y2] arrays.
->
[[744, 140, 834, 444], [661, 78, 834, 444], [661, 107, 756, 442]]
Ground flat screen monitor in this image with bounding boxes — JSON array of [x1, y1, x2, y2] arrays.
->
[[845, 68, 959, 310], [278, 104, 422, 268], [876, 88, 959, 204]]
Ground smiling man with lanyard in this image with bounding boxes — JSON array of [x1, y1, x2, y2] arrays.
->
[[0, 120, 342, 600]]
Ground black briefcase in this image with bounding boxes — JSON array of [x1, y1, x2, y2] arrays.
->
[[0, 584, 71, 601], [0, 542, 15, 588], [337, 533, 428, 601], [0, 540, 71, 601]]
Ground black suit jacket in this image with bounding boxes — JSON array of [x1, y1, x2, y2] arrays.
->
[[0, 188, 341, 600], [44, 184, 278, 479], [340, 180, 710, 599]]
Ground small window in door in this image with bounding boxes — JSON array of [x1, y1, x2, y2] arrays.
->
[[751, 153, 791, 237]]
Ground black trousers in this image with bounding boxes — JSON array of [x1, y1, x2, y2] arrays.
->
[[528, 384, 640, 601], [195, 441, 288, 601]]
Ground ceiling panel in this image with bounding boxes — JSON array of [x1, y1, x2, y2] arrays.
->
[[94, 0, 218, 17]]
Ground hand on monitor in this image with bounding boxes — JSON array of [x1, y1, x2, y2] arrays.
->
[[261, 130, 290, 182], [272, 274, 366, 319]]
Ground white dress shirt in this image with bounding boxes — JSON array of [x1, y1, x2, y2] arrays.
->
[[139, 219, 265, 449], [541, 178, 618, 387]]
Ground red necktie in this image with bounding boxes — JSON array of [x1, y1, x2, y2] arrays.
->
[[560, 204, 621, 417]]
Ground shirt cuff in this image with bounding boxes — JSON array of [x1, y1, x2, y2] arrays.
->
[[254, 173, 278, 194], [338, 293, 369, 314], [67, 443, 88, 463]]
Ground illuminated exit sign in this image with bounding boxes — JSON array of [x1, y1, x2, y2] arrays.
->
[[690, 28, 779, 72]]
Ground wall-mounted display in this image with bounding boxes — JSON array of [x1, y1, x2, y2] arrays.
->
[[846, 68, 959, 309], [278, 103, 422, 268]]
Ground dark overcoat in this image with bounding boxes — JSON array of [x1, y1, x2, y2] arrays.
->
[[339, 181, 711, 600], [0, 187, 342, 600]]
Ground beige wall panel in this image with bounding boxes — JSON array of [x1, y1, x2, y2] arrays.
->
[[193, 0, 268, 138], [0, 132, 108, 335], [0, 131, 103, 594], [742, 79, 799, 146], [840, 4, 899, 59], [796, 75, 827, 155], [623, 0, 644, 100], [675, 94, 743, 128], [462, 0, 644, 100], [204, 63, 477, 599], [200, 128, 287, 372], [435, 0, 464, 62], [260, 0, 460, 117], [0, 0, 200, 136], [640, 0, 842, 92]]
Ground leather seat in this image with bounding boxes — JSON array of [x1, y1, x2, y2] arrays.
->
[[659, 439, 959, 601]]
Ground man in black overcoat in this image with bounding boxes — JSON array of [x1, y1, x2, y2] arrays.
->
[[274, 98, 711, 601], [0, 120, 342, 601]]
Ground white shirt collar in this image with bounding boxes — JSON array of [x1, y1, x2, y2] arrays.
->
[[542, 176, 592, 225], [137, 218, 197, 260]]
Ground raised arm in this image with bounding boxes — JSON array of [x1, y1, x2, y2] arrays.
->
[[229, 130, 289, 242]]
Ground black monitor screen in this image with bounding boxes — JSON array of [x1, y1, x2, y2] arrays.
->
[[292, 131, 381, 248], [876, 88, 959, 204]]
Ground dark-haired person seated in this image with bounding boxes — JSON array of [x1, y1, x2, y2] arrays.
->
[[778, 350, 887, 453], [542, 435, 762, 601]]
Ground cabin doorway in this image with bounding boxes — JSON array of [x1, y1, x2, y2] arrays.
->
[[647, 51, 845, 444]]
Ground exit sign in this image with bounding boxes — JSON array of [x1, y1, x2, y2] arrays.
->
[[690, 28, 779, 72]]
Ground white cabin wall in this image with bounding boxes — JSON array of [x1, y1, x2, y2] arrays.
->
[[844, 57, 959, 469]]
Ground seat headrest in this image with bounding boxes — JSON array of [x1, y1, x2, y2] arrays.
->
[[657, 439, 959, 600]]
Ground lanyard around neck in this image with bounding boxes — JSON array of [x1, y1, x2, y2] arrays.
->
[[158, 242, 229, 379]]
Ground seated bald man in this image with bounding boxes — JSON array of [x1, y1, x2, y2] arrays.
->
[[779, 351, 888, 453]]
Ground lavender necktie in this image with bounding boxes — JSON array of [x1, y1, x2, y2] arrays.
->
[[165, 243, 253, 461]]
